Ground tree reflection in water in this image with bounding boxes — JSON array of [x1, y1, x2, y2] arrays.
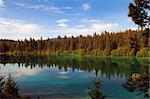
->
[[123, 73, 150, 98], [0, 55, 149, 98], [0, 55, 149, 80], [88, 78, 105, 99]]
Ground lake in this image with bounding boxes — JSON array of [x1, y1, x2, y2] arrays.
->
[[0, 55, 149, 99]]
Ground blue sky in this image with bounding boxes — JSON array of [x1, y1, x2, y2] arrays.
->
[[0, 0, 137, 40]]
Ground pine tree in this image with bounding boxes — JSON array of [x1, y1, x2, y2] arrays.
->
[[128, 0, 150, 29], [88, 79, 105, 99], [123, 73, 149, 97], [3, 74, 19, 96]]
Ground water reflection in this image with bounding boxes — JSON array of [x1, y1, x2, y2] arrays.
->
[[0, 55, 149, 79], [88, 78, 105, 99], [123, 73, 150, 98], [0, 55, 149, 98]]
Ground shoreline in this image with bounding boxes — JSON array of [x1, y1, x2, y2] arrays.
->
[[0, 52, 149, 59]]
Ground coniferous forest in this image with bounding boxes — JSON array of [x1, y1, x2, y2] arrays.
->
[[0, 29, 149, 57], [0, 0, 150, 57]]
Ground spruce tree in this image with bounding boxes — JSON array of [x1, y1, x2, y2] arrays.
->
[[88, 79, 105, 99], [3, 74, 19, 96], [128, 0, 150, 29]]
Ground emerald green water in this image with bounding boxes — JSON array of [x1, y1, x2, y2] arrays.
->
[[0, 55, 149, 99]]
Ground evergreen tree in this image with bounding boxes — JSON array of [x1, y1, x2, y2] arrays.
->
[[123, 73, 149, 97], [88, 79, 105, 99], [128, 0, 150, 29], [3, 74, 19, 96]]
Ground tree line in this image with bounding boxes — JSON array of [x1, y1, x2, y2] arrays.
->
[[0, 29, 149, 57]]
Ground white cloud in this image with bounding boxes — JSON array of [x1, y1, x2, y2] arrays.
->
[[56, 19, 69, 23], [0, 0, 5, 8], [0, 64, 48, 78], [14, 2, 71, 14], [0, 18, 120, 40], [91, 23, 119, 31], [0, 18, 41, 33], [81, 19, 101, 23], [57, 23, 68, 28], [0, 18, 49, 40], [56, 19, 69, 28], [82, 3, 91, 11], [75, 24, 85, 28], [126, 27, 138, 30], [15, 3, 62, 14], [48, 19, 119, 38]]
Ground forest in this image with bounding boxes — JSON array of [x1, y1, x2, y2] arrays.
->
[[0, 0, 149, 57], [0, 28, 149, 57]]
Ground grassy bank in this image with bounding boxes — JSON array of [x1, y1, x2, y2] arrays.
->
[[1, 48, 149, 58]]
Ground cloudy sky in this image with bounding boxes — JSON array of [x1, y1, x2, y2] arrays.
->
[[0, 0, 137, 40]]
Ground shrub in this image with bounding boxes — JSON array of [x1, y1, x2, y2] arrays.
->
[[75, 49, 85, 56], [63, 50, 71, 56], [111, 47, 130, 56], [91, 49, 106, 56], [136, 48, 150, 57]]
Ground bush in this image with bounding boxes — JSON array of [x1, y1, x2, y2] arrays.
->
[[91, 49, 106, 56], [130, 48, 136, 56], [136, 48, 150, 57], [75, 49, 85, 56], [63, 50, 71, 56], [91, 49, 99, 56], [111, 47, 130, 56]]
